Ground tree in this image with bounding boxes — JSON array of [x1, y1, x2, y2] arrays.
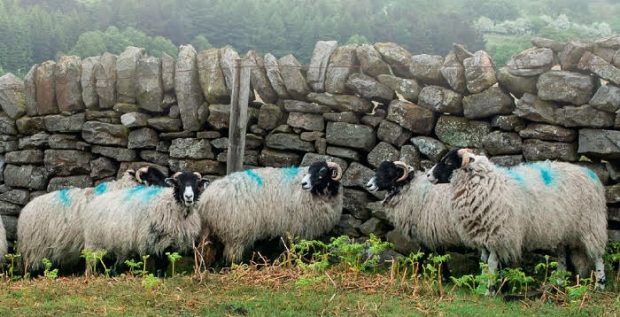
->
[[190, 35, 212, 52], [346, 34, 370, 45], [70, 31, 107, 56]]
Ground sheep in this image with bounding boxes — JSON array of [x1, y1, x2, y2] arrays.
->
[[196, 161, 344, 264], [427, 149, 608, 291], [81, 171, 207, 273], [366, 160, 470, 252], [0, 217, 6, 266], [17, 167, 162, 272]]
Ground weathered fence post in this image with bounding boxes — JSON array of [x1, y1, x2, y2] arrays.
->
[[226, 58, 251, 174]]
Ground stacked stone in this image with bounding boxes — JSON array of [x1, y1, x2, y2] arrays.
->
[[3, 37, 620, 249]]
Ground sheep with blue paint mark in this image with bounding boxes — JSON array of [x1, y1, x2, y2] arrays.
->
[[428, 149, 608, 292], [81, 172, 207, 271], [196, 161, 344, 264], [17, 167, 161, 272]]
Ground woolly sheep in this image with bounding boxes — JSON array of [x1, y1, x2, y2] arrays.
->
[[366, 160, 469, 252], [81, 172, 207, 271], [428, 149, 608, 291], [17, 167, 161, 272], [196, 161, 344, 264], [0, 217, 6, 266]]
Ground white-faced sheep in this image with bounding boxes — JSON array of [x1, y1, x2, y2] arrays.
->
[[196, 161, 344, 264], [17, 167, 166, 272], [428, 149, 608, 291], [81, 171, 207, 273]]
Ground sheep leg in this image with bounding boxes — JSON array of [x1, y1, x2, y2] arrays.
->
[[556, 246, 568, 286], [486, 251, 499, 296], [480, 248, 489, 263], [153, 254, 169, 277], [223, 245, 244, 265], [594, 257, 606, 290]]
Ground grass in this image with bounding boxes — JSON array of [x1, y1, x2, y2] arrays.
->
[[1, 266, 619, 317]]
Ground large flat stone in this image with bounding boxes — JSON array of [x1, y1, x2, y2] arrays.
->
[[0, 73, 26, 119], [55, 55, 84, 113], [386, 100, 435, 135], [307, 41, 338, 92], [81, 121, 128, 146], [578, 129, 620, 159], [326, 122, 376, 151], [175, 45, 205, 131], [522, 139, 577, 162], [44, 149, 92, 176], [265, 133, 315, 152], [463, 87, 514, 119], [434, 115, 491, 147], [537, 71, 594, 105]]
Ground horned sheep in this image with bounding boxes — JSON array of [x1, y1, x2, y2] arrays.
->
[[81, 171, 207, 272], [428, 149, 608, 291], [196, 161, 344, 264], [366, 160, 469, 252]]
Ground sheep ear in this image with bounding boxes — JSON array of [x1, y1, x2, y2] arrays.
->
[[164, 177, 177, 187]]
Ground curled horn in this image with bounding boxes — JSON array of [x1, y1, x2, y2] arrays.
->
[[172, 171, 182, 178], [457, 148, 474, 167], [326, 162, 343, 181], [393, 161, 410, 182], [194, 172, 202, 179]]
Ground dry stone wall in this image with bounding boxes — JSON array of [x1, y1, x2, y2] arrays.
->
[[2, 37, 620, 252]]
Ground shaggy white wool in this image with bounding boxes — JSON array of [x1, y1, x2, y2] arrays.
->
[[196, 166, 343, 263], [449, 154, 607, 289], [17, 172, 140, 271]]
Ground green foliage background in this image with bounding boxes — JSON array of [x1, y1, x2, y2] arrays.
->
[[0, 0, 618, 76]]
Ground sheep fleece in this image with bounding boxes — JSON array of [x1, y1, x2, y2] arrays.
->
[[383, 171, 467, 251], [17, 174, 138, 270], [0, 217, 6, 264], [196, 167, 343, 263], [449, 159, 607, 264], [82, 186, 201, 264]]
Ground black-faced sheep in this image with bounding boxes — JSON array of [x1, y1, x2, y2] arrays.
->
[[428, 149, 608, 291], [366, 160, 469, 252], [81, 171, 207, 273], [196, 161, 344, 264]]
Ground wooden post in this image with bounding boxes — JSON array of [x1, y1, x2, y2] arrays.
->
[[226, 58, 251, 174]]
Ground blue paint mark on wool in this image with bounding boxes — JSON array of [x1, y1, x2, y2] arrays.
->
[[141, 186, 164, 202], [94, 182, 108, 196], [282, 166, 300, 183], [245, 169, 264, 187], [498, 167, 526, 186], [584, 168, 600, 183], [122, 185, 164, 203], [58, 189, 71, 206], [124, 185, 146, 201], [531, 162, 554, 186]]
